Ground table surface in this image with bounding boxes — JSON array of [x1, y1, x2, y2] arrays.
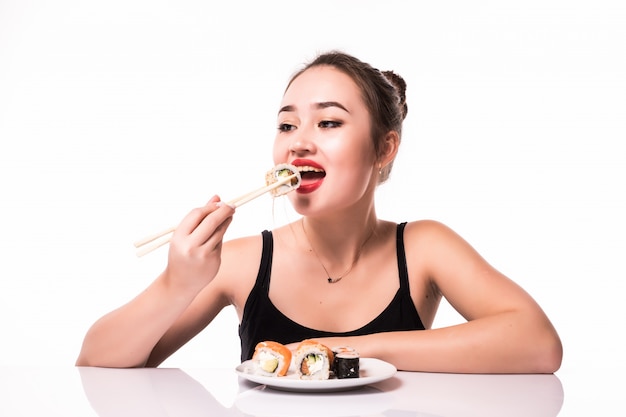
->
[[0, 365, 571, 417]]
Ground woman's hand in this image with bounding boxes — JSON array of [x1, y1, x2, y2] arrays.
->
[[164, 195, 235, 294]]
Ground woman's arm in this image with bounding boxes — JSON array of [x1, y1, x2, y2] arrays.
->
[[333, 310, 561, 373], [311, 220, 563, 373], [75, 197, 235, 368]]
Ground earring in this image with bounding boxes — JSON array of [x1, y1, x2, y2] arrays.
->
[[378, 164, 383, 175]]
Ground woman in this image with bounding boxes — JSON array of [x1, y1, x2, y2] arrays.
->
[[76, 51, 562, 373]]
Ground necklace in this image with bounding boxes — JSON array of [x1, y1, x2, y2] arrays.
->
[[301, 220, 376, 284]]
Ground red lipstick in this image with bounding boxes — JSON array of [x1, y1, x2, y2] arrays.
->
[[290, 159, 325, 194]]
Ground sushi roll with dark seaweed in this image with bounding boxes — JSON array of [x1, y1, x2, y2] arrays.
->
[[332, 347, 360, 379]]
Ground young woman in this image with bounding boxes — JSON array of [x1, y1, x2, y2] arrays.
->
[[76, 51, 562, 373]]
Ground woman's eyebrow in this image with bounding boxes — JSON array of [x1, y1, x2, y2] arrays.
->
[[315, 101, 350, 113], [278, 101, 350, 115], [278, 105, 295, 115]]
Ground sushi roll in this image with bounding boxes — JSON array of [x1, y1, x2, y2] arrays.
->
[[265, 163, 301, 196], [332, 346, 360, 379], [252, 341, 292, 377], [294, 339, 334, 380]]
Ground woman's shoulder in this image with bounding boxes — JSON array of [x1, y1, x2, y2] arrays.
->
[[223, 231, 264, 252], [402, 219, 473, 254], [220, 232, 266, 274], [403, 219, 458, 237], [220, 223, 300, 271]]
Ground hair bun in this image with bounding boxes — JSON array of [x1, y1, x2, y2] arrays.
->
[[382, 70, 408, 120]]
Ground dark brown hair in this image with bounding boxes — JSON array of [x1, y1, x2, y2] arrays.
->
[[286, 51, 408, 183]]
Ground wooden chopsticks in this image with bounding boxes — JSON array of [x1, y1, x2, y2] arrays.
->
[[133, 173, 298, 257]]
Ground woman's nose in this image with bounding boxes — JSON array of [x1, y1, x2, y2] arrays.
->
[[288, 131, 315, 155]]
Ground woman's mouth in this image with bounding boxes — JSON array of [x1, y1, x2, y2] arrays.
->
[[292, 162, 325, 194]]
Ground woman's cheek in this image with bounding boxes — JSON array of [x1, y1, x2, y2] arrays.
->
[[272, 141, 286, 164]]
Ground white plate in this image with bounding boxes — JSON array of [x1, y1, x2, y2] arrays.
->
[[235, 357, 397, 392]]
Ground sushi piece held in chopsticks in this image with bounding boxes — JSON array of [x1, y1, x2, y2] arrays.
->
[[265, 163, 301, 197], [252, 341, 292, 377]]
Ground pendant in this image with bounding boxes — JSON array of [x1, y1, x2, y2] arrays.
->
[[327, 277, 342, 284]]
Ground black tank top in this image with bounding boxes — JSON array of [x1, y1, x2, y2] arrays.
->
[[238, 222, 425, 361]]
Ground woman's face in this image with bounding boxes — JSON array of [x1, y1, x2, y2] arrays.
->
[[273, 65, 378, 215]]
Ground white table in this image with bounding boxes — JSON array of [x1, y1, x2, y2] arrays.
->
[[0, 366, 564, 416]]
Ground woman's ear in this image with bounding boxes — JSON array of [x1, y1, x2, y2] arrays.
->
[[379, 130, 400, 168]]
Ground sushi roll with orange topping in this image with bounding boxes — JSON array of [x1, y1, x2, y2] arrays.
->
[[294, 339, 334, 380], [252, 341, 292, 377]]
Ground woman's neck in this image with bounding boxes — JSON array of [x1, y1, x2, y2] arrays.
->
[[300, 211, 379, 271]]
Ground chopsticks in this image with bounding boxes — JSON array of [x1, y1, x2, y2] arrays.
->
[[133, 173, 298, 257]]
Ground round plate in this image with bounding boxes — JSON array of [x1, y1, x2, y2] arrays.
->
[[235, 357, 397, 392]]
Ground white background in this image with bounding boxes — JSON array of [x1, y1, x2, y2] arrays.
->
[[1, 0, 625, 414]]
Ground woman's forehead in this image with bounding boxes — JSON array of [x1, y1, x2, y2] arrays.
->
[[281, 66, 362, 109]]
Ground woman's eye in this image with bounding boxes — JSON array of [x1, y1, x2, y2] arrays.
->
[[278, 123, 295, 132], [318, 120, 342, 128]]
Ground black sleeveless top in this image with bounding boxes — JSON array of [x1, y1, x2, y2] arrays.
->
[[238, 222, 425, 361]]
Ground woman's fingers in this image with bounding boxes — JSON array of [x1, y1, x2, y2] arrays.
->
[[164, 197, 236, 290], [175, 197, 226, 233], [171, 196, 235, 254], [193, 205, 235, 249]]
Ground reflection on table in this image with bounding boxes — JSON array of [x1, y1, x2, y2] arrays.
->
[[78, 366, 564, 417]]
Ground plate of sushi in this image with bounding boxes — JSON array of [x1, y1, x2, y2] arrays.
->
[[235, 339, 397, 392]]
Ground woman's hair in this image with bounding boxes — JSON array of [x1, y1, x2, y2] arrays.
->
[[286, 51, 408, 183]]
